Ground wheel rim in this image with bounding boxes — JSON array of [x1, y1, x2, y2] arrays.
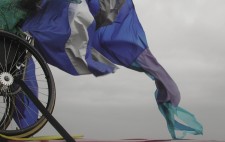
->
[[0, 31, 55, 137]]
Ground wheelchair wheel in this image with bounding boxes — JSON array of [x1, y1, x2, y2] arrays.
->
[[0, 30, 56, 137]]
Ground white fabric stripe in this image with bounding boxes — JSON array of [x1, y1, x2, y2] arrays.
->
[[65, 1, 92, 74]]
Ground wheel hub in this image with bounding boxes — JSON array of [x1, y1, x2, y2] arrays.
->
[[0, 72, 14, 91]]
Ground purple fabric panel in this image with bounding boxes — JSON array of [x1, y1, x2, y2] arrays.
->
[[136, 49, 180, 106]]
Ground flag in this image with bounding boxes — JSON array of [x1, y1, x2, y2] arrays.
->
[[21, 0, 203, 139]]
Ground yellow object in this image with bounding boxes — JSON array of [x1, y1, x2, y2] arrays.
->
[[0, 133, 84, 141]]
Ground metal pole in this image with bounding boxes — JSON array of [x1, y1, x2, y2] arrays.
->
[[15, 79, 76, 142]]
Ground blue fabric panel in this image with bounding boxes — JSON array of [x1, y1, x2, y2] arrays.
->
[[22, 0, 78, 75], [86, 0, 100, 17], [85, 21, 116, 76], [14, 58, 38, 128], [87, 0, 147, 68]]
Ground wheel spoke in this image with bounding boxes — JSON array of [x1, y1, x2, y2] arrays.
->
[[3, 38, 7, 72], [8, 48, 26, 74], [8, 44, 19, 73]]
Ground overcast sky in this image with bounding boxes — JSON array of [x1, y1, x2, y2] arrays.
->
[[37, 0, 225, 140]]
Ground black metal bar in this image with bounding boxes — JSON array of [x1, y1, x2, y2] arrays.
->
[[15, 79, 76, 142]]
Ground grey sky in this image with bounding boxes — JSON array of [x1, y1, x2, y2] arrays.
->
[[37, 0, 225, 140]]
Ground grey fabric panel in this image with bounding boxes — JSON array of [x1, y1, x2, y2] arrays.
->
[[95, 0, 126, 29], [65, 47, 119, 75], [66, 48, 91, 75], [65, 2, 92, 75], [91, 48, 119, 71]]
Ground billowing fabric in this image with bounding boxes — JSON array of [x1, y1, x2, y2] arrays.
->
[[22, 0, 117, 76], [131, 49, 202, 138], [86, 0, 203, 139]]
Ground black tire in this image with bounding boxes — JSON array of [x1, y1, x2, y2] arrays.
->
[[0, 30, 56, 137]]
